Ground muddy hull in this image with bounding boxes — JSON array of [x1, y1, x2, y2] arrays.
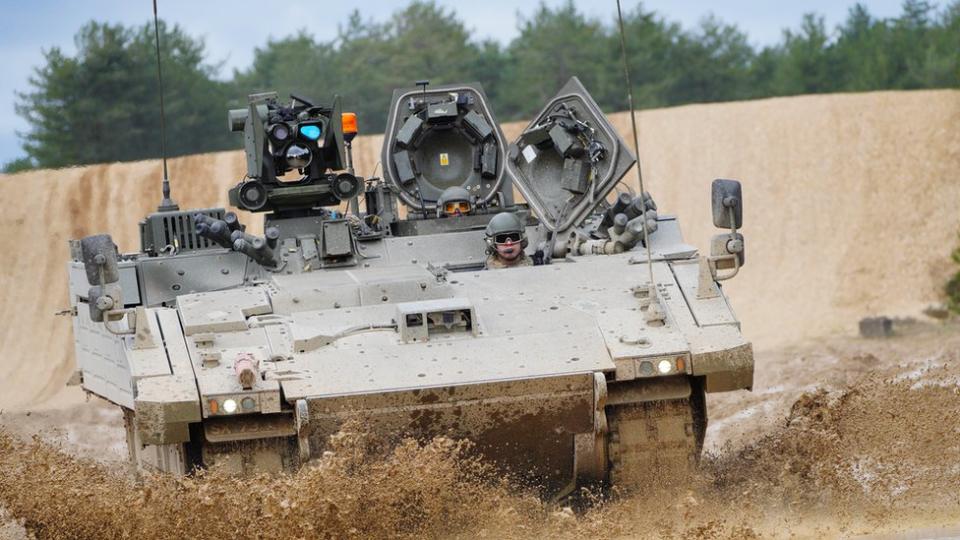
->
[[297, 373, 601, 495], [129, 371, 714, 497]]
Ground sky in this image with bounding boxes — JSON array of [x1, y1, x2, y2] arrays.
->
[[0, 0, 909, 165]]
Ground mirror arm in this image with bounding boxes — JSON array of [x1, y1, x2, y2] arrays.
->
[[102, 308, 137, 335], [712, 204, 742, 281], [711, 253, 741, 282], [93, 257, 137, 335], [697, 251, 740, 299]]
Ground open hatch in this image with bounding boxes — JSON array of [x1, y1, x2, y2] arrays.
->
[[381, 82, 514, 212], [505, 77, 636, 232]]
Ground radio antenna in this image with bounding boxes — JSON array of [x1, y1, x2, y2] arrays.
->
[[615, 0, 654, 286], [153, 0, 178, 212]]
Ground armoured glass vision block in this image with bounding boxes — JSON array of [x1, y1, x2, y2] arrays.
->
[[426, 101, 459, 123], [463, 110, 493, 141], [521, 124, 553, 148], [549, 124, 582, 158], [396, 297, 477, 343], [561, 158, 590, 194], [392, 151, 417, 184], [481, 141, 498, 178], [396, 115, 424, 148]]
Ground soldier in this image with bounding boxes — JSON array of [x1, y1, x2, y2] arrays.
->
[[436, 186, 473, 218], [484, 212, 532, 269]]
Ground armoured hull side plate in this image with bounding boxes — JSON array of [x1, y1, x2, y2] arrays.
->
[[74, 302, 135, 409]]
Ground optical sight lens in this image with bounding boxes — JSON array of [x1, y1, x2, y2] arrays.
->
[[299, 124, 321, 140], [270, 123, 290, 141], [285, 144, 312, 169]]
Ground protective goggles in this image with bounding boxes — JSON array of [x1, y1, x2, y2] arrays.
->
[[444, 201, 471, 214], [494, 232, 522, 244]]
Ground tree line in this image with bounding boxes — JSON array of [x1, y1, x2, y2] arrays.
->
[[5, 0, 959, 172]]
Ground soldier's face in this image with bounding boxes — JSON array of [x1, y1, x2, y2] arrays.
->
[[495, 236, 523, 261]]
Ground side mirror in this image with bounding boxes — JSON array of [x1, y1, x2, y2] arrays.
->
[[711, 179, 742, 229], [698, 179, 745, 298], [79, 234, 132, 330], [80, 234, 120, 286]]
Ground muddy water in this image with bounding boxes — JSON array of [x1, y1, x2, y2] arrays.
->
[[1, 324, 958, 539]]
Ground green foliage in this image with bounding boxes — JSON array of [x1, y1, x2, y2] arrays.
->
[[1, 156, 35, 174], [231, 3, 485, 134], [12, 0, 960, 167], [604, 5, 682, 108], [15, 20, 233, 168], [498, 2, 611, 118], [232, 31, 334, 103], [339, 3, 486, 133], [948, 235, 960, 314], [668, 16, 755, 103], [768, 14, 838, 94]]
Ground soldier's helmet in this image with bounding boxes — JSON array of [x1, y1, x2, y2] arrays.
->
[[484, 212, 528, 256], [437, 186, 473, 217]]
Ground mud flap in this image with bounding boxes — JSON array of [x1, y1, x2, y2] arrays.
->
[[573, 372, 609, 488], [295, 398, 311, 464], [200, 413, 298, 474], [123, 408, 189, 476], [605, 377, 703, 491], [301, 373, 596, 496]]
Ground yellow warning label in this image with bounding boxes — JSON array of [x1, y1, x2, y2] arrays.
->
[[439, 153, 449, 166]]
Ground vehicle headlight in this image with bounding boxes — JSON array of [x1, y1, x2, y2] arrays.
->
[[222, 398, 238, 414], [657, 359, 673, 374]]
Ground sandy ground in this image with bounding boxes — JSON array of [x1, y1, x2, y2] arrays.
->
[[707, 320, 960, 452]]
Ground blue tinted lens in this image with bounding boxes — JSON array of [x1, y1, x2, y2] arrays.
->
[[299, 124, 321, 140]]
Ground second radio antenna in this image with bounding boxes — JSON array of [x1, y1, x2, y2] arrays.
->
[[153, 0, 178, 212], [616, 0, 654, 287]]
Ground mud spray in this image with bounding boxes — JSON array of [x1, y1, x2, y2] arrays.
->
[[1, 329, 959, 539]]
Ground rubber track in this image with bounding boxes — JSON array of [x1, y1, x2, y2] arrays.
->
[[606, 398, 701, 491]]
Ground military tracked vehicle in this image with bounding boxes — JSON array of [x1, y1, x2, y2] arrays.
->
[[66, 77, 753, 496]]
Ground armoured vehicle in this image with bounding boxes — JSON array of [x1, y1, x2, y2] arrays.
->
[[66, 78, 752, 496]]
